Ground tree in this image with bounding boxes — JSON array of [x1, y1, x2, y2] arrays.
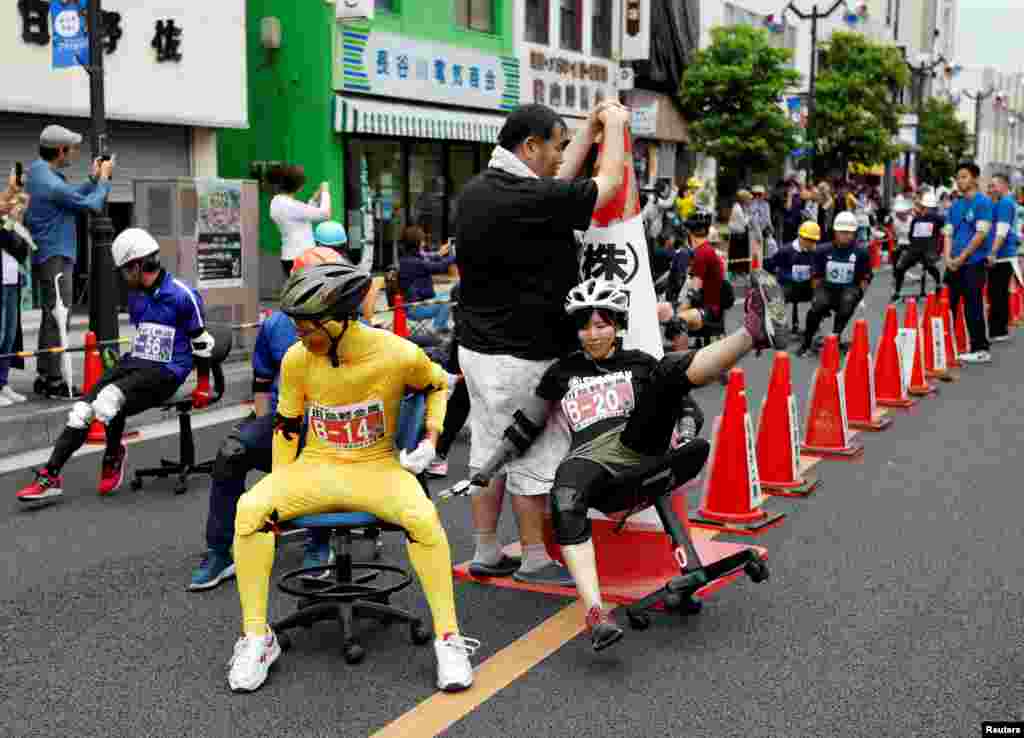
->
[[916, 97, 971, 186], [811, 31, 910, 177], [679, 25, 802, 193]]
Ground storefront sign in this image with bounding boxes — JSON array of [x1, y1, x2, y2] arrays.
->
[[336, 28, 518, 112], [621, 0, 651, 61], [630, 101, 658, 137], [50, 0, 88, 70], [520, 45, 617, 119], [195, 179, 243, 289]]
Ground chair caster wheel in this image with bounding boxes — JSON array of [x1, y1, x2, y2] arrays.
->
[[678, 597, 703, 616], [744, 559, 769, 583], [373, 541, 383, 561], [410, 621, 433, 645], [130, 477, 143, 491], [627, 612, 650, 630], [344, 642, 365, 664], [663, 591, 683, 611], [276, 631, 292, 651], [174, 483, 188, 495]]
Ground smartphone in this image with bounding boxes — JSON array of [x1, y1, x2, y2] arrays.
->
[[14, 162, 23, 187]]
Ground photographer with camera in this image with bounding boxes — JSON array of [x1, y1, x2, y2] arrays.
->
[[24, 124, 114, 399]]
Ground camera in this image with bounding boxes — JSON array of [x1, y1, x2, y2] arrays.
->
[[14, 162, 23, 188]]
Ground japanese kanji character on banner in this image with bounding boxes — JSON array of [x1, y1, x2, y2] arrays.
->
[[577, 128, 662, 359]]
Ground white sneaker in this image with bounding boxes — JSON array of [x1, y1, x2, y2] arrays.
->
[[0, 386, 26, 403], [0, 394, 13, 407], [959, 351, 992, 364], [992, 334, 1011, 343], [434, 633, 480, 692], [228, 632, 281, 692]]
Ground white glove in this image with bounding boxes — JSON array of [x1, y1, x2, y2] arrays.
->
[[191, 330, 215, 359], [400, 439, 436, 475]]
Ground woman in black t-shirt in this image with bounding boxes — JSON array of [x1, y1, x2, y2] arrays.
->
[[469, 274, 786, 651]]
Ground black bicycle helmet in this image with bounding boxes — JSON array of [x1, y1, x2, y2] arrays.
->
[[280, 262, 371, 322], [684, 209, 713, 234]]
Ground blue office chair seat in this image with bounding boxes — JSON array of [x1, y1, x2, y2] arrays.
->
[[271, 392, 434, 665]]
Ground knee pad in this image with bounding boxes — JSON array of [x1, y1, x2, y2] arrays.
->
[[67, 401, 95, 430], [92, 384, 126, 425], [213, 436, 251, 483], [400, 504, 445, 547], [550, 485, 591, 546]]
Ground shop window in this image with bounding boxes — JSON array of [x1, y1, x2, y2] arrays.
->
[[349, 139, 403, 272], [591, 0, 612, 58], [409, 142, 446, 248], [559, 0, 582, 51], [525, 0, 550, 44], [455, 0, 494, 33]]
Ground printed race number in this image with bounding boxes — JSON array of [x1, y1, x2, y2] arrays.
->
[[131, 323, 175, 363], [826, 260, 855, 285], [791, 264, 811, 282], [561, 376, 635, 432], [912, 221, 935, 238], [310, 400, 386, 450]]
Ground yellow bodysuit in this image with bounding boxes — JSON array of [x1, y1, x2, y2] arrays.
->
[[233, 321, 456, 637]]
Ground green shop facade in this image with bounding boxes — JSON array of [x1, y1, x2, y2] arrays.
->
[[219, 0, 518, 295]]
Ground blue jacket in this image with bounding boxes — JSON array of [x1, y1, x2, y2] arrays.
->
[[399, 253, 455, 303], [23, 159, 111, 266], [252, 311, 298, 415], [121, 271, 206, 383]]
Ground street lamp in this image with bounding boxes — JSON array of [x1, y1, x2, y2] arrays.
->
[[902, 50, 948, 185], [963, 86, 997, 160], [784, 0, 857, 178]]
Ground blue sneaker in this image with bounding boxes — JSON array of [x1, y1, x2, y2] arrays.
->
[[189, 550, 235, 591], [302, 538, 335, 580]]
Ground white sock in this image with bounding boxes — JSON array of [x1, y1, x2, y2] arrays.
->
[[472, 532, 501, 565], [519, 543, 552, 573]]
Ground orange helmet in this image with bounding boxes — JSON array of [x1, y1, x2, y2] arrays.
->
[[291, 246, 344, 274]]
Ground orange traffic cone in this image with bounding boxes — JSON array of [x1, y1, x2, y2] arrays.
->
[[921, 293, 950, 381], [84, 332, 107, 445], [954, 300, 969, 355], [844, 319, 892, 431], [1010, 286, 1023, 327], [801, 335, 864, 459], [874, 304, 914, 409], [392, 294, 409, 338], [756, 352, 820, 497], [691, 368, 785, 535], [904, 299, 937, 397], [940, 294, 961, 371]]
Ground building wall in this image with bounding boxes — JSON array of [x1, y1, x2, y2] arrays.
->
[[217, 0, 344, 275], [370, 0, 514, 53]]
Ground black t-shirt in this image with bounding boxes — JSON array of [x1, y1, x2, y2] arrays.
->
[[765, 243, 816, 284], [908, 212, 945, 254], [536, 349, 660, 450], [814, 242, 870, 288], [455, 170, 599, 360]]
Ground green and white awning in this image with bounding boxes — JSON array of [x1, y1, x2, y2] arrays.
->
[[335, 97, 507, 143]]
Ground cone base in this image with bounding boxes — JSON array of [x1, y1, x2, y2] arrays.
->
[[849, 411, 893, 431], [688, 509, 786, 537], [762, 473, 820, 498], [452, 529, 768, 605], [877, 396, 915, 409], [801, 441, 864, 460], [908, 382, 938, 397]]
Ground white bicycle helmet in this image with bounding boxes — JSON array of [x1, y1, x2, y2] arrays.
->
[[566, 279, 630, 324], [111, 228, 160, 268]]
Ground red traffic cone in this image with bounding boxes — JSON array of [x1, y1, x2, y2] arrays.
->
[[904, 299, 937, 397], [84, 332, 107, 445], [392, 293, 409, 338], [921, 293, 951, 382], [940, 294, 960, 370], [1011, 286, 1023, 327], [756, 352, 820, 497], [869, 239, 882, 270], [954, 300, 969, 355], [801, 335, 864, 459], [692, 368, 785, 535], [845, 320, 892, 431], [874, 304, 915, 409]]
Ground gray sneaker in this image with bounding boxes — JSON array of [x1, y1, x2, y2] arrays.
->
[[512, 562, 576, 587], [959, 350, 992, 364], [746, 271, 789, 352]]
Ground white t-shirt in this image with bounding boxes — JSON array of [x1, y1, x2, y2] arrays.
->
[[269, 192, 332, 261]]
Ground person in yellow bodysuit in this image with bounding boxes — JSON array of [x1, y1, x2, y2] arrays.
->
[[227, 262, 478, 694]]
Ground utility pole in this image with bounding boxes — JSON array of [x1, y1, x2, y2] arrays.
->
[[786, 0, 847, 179], [903, 51, 947, 187], [86, 0, 118, 344], [964, 87, 996, 161]]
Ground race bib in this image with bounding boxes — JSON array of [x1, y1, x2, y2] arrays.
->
[[791, 264, 811, 282], [912, 221, 935, 238], [561, 374, 635, 432], [309, 399, 386, 450], [826, 260, 855, 285], [131, 322, 175, 363]]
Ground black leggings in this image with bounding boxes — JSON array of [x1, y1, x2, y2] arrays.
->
[[436, 377, 469, 458], [893, 248, 941, 296], [988, 261, 1014, 339], [782, 281, 814, 325], [802, 284, 863, 347]]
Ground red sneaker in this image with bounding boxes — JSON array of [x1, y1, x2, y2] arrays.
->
[[98, 443, 127, 496], [17, 468, 64, 505], [585, 606, 624, 652]]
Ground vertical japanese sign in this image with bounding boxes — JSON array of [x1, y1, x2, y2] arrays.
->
[[621, 0, 651, 61], [195, 179, 243, 289], [50, 0, 88, 70]]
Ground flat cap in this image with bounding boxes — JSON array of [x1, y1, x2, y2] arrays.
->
[[39, 124, 83, 146]]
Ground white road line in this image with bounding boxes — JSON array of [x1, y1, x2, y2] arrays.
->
[[0, 404, 251, 476]]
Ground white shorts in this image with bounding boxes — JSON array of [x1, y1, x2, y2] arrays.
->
[[459, 346, 570, 496]]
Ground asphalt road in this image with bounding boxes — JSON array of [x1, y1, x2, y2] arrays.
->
[[2, 277, 1023, 738]]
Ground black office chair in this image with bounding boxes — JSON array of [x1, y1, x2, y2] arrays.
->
[[130, 323, 234, 494]]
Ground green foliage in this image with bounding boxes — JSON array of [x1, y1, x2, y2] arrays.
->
[[812, 31, 911, 176], [679, 25, 802, 184], [917, 97, 971, 186]]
